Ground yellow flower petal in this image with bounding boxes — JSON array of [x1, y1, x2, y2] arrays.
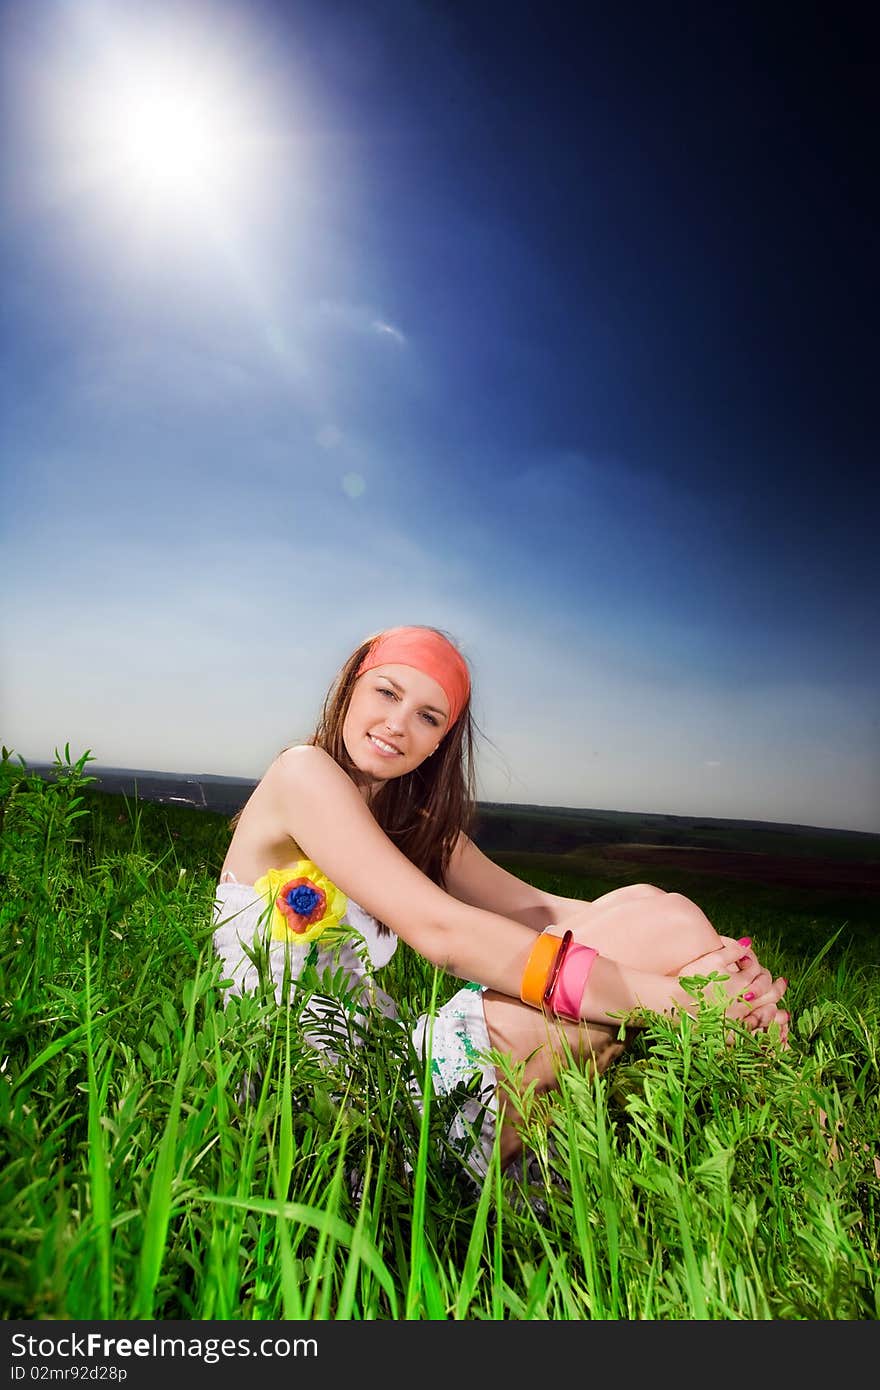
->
[[254, 859, 348, 945]]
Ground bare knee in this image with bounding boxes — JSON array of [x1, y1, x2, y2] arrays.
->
[[568, 887, 719, 975], [663, 892, 720, 963], [591, 883, 666, 910]]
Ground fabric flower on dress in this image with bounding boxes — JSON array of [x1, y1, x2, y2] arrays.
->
[[254, 860, 347, 945]]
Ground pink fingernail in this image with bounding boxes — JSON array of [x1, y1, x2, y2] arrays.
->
[[737, 937, 752, 948], [744, 991, 756, 1001]]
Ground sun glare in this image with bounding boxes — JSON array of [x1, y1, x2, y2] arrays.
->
[[18, 7, 290, 249], [76, 50, 262, 223], [106, 78, 220, 195]]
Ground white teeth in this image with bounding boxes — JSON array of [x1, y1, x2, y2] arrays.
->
[[369, 735, 400, 755]]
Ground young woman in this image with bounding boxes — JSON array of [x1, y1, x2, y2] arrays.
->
[[213, 624, 789, 1175]]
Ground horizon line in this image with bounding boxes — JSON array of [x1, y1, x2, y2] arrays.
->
[[17, 756, 880, 840]]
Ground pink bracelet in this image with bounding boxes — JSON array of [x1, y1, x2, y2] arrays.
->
[[546, 940, 599, 1020]]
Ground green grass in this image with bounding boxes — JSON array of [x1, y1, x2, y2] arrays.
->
[[1, 747, 878, 1320]]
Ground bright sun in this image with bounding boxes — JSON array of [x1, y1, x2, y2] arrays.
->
[[106, 78, 221, 195], [23, 9, 286, 245], [77, 51, 259, 222]]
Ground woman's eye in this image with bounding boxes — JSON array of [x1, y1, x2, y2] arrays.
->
[[378, 687, 396, 698], [422, 713, 439, 726]]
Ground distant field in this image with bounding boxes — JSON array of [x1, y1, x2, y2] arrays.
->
[[474, 804, 880, 930], [474, 802, 880, 861], [23, 763, 879, 849], [23, 760, 880, 923]]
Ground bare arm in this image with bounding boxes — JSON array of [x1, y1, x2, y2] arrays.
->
[[444, 833, 565, 930], [269, 747, 539, 985], [433, 820, 787, 1034], [263, 747, 765, 1027]]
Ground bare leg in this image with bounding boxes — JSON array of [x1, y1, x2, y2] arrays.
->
[[482, 885, 723, 1167], [558, 884, 723, 971], [482, 991, 632, 1166]]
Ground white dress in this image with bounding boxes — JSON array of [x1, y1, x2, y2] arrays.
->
[[212, 873, 499, 1178]]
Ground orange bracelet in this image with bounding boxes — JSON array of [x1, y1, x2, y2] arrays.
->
[[520, 931, 567, 1009]]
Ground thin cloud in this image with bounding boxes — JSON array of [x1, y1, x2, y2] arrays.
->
[[311, 300, 407, 345], [371, 318, 406, 345]]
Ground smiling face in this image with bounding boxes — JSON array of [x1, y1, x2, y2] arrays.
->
[[342, 662, 451, 790]]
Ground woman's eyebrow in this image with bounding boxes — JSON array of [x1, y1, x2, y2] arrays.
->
[[378, 674, 448, 718]]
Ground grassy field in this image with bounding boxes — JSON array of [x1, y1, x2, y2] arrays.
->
[[474, 801, 880, 866], [1, 749, 878, 1320]]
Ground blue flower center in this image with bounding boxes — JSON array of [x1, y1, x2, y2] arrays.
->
[[286, 884, 320, 916]]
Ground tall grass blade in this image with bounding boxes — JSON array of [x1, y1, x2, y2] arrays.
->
[[134, 979, 198, 1317], [83, 946, 112, 1320]]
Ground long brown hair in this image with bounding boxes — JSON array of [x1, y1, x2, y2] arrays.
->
[[231, 627, 478, 930]]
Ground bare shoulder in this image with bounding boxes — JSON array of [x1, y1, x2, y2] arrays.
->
[[272, 744, 349, 792], [223, 746, 359, 880], [268, 744, 363, 818]]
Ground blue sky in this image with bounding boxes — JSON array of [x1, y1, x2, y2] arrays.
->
[[2, 0, 878, 833]]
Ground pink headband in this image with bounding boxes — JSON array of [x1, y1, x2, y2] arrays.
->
[[356, 626, 471, 727]]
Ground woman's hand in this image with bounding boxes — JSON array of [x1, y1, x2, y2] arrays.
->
[[679, 936, 790, 1045]]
